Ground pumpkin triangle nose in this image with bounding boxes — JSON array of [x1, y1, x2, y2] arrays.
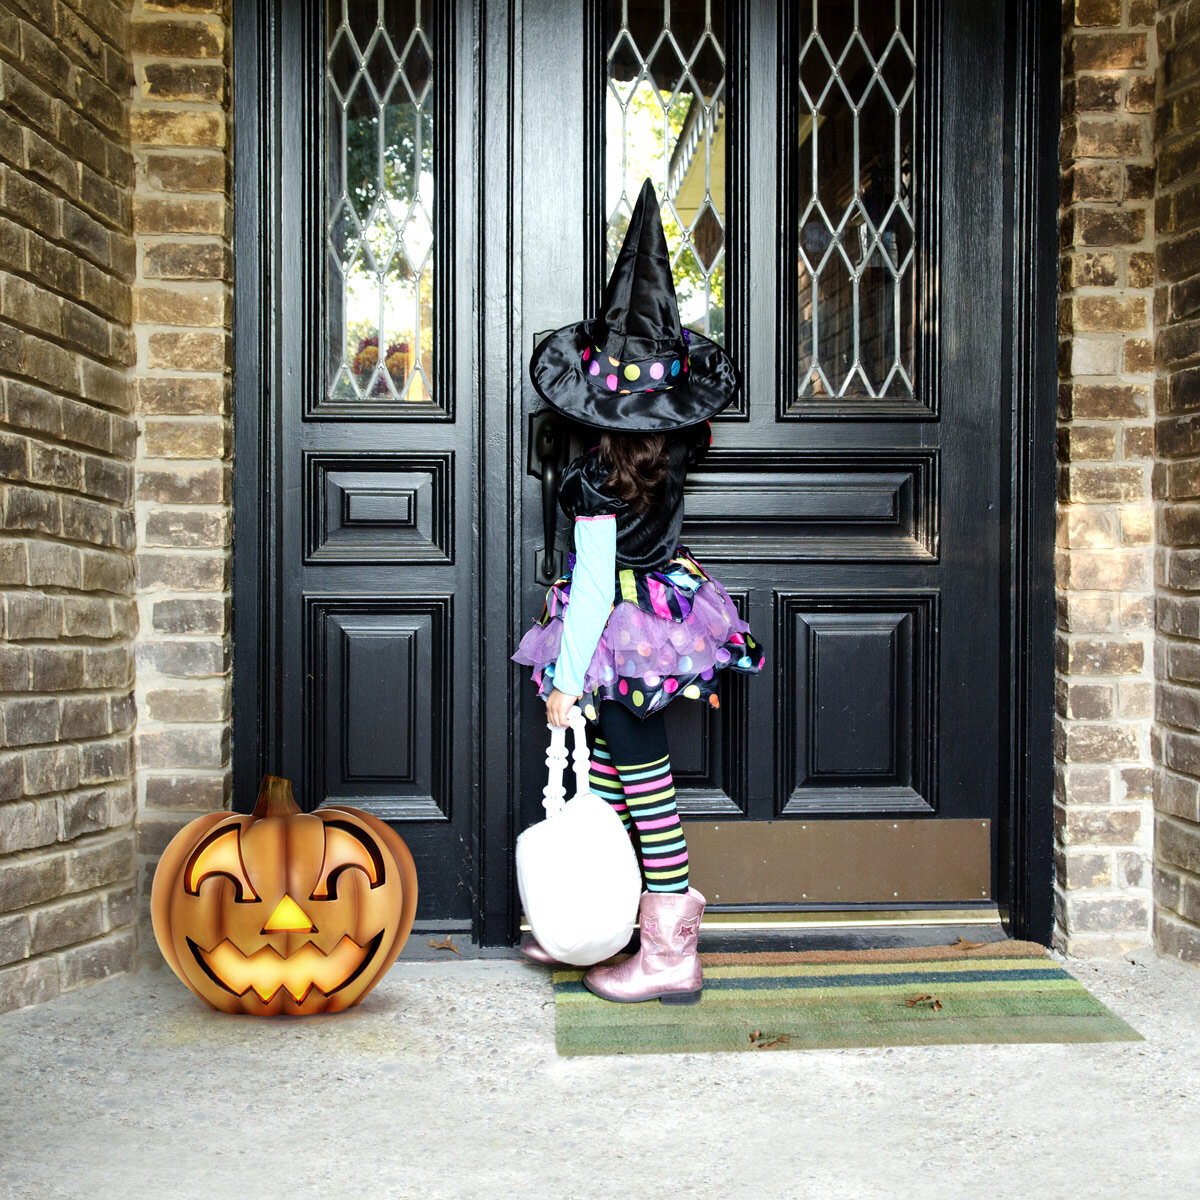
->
[[263, 893, 315, 932]]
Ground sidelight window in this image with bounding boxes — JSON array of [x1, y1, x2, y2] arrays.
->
[[325, 0, 435, 406], [791, 0, 918, 401], [605, 0, 727, 344]]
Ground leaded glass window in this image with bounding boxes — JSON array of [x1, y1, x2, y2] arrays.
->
[[605, 0, 727, 343], [794, 0, 916, 399], [325, 0, 435, 405]]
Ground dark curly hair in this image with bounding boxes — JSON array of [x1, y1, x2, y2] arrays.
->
[[596, 430, 670, 513]]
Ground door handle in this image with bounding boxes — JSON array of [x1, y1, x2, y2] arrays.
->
[[527, 409, 568, 585]]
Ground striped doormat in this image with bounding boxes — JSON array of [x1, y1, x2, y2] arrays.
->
[[552, 940, 1142, 1056]]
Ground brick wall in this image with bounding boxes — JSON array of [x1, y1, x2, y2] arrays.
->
[[128, 0, 231, 967], [0, 0, 138, 1014], [1055, 0, 1158, 956], [1153, 0, 1200, 962]]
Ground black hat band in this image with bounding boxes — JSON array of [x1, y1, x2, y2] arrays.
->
[[579, 335, 691, 397]]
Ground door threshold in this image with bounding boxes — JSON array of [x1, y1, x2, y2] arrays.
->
[[519, 905, 1001, 934], [698, 906, 1003, 931], [520, 907, 1008, 936]]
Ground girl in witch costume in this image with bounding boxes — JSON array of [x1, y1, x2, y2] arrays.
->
[[512, 179, 765, 1005]]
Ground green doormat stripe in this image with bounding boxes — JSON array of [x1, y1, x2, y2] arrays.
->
[[552, 939, 1143, 1056], [556, 994, 1115, 1028]]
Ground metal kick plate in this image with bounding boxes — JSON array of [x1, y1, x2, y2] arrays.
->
[[681, 818, 992, 905]]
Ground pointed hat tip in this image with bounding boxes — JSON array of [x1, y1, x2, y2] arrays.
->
[[635, 177, 659, 207]]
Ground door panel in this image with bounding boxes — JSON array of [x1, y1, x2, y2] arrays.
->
[[680, 448, 939, 561], [776, 591, 938, 813], [306, 596, 451, 819]]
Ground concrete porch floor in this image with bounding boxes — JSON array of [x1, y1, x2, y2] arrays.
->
[[0, 947, 1197, 1200]]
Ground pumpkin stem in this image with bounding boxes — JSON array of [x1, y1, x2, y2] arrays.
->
[[253, 775, 301, 819]]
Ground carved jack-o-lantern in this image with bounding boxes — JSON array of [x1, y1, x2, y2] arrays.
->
[[151, 775, 418, 1015]]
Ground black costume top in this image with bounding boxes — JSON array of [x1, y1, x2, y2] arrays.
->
[[512, 416, 765, 720], [555, 421, 711, 573]]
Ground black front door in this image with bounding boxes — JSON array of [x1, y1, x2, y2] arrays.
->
[[515, 0, 1014, 916], [234, 0, 1057, 943]]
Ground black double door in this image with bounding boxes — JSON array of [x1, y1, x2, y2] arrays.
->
[[235, 0, 1056, 943]]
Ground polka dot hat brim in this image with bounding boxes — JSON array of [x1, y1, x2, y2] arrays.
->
[[529, 319, 740, 433]]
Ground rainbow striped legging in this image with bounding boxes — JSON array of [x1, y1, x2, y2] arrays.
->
[[587, 699, 689, 893]]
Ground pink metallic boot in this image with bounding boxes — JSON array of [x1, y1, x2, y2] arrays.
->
[[582, 886, 705, 1004], [519, 934, 572, 967]]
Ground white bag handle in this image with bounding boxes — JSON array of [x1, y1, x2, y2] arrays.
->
[[542, 705, 592, 818]]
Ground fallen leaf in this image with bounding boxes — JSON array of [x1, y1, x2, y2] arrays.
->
[[429, 936, 461, 955], [949, 936, 984, 952], [749, 1030, 790, 1049], [906, 993, 942, 1011]]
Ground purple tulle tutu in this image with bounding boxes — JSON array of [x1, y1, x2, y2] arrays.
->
[[513, 576, 765, 720]]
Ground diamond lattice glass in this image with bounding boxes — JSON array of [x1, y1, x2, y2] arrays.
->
[[606, 0, 727, 344], [325, 0, 434, 405], [795, 0, 916, 399]]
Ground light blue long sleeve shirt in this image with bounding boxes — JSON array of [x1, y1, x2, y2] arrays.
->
[[551, 514, 616, 697]]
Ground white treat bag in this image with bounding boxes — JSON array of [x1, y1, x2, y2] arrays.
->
[[515, 706, 643, 966]]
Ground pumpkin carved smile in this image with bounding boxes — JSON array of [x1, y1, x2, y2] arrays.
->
[[152, 776, 418, 1016], [187, 929, 386, 1004]]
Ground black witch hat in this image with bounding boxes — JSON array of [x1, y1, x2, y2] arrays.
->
[[529, 179, 739, 432]]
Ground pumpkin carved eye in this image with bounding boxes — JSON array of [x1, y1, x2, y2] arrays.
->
[[185, 827, 260, 902], [310, 820, 386, 900]]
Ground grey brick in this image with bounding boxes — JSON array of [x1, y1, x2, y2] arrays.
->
[[25, 540, 80, 588], [0, 753, 23, 802], [27, 645, 84, 691], [150, 597, 226, 634], [78, 737, 130, 786], [0, 957, 58, 1015], [58, 695, 110, 741], [82, 644, 132, 689], [103, 883, 137, 931], [136, 726, 228, 771], [4, 591, 62, 640], [29, 894, 105, 956], [0, 796, 58, 852], [143, 773, 229, 812], [56, 929, 135, 992], [136, 638, 228, 678], [58, 786, 117, 840], [0, 850, 68, 912], [22, 745, 80, 796], [60, 595, 113, 638], [65, 834, 134, 893], [0, 644, 30, 691], [1, 697, 59, 746], [0, 912, 31, 966]]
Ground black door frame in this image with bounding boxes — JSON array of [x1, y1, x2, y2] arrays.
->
[[231, 0, 1060, 946]]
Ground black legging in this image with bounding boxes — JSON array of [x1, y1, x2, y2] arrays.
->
[[588, 700, 689, 893]]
